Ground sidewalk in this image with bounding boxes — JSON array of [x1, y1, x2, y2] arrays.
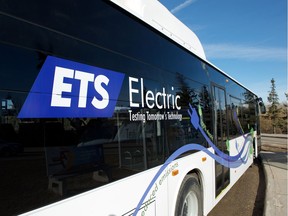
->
[[259, 151, 288, 216]]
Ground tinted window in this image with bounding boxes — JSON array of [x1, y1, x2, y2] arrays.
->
[[0, 0, 258, 215], [0, 1, 215, 214]]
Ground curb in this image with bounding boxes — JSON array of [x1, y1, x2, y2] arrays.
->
[[258, 153, 268, 216]]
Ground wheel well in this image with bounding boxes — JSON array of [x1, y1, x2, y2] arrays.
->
[[188, 169, 203, 188], [174, 169, 204, 216], [187, 169, 204, 201]]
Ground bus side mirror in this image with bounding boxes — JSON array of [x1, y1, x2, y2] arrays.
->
[[258, 98, 266, 114], [259, 102, 266, 114]]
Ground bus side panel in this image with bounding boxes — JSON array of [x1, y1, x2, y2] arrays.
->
[[211, 133, 254, 208], [19, 166, 169, 216], [229, 133, 254, 185]]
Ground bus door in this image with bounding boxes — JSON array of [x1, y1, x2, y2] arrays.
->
[[211, 84, 230, 197]]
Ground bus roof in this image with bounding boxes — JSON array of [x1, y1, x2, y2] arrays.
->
[[110, 0, 206, 60], [110, 0, 257, 98]]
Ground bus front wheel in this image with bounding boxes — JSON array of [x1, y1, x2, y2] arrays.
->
[[175, 173, 203, 216]]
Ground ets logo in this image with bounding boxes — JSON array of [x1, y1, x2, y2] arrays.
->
[[18, 56, 125, 118]]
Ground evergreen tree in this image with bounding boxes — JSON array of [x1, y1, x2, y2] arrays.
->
[[267, 78, 281, 133], [282, 101, 288, 134]]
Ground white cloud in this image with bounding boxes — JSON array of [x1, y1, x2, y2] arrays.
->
[[203, 43, 287, 61], [171, 0, 198, 14]]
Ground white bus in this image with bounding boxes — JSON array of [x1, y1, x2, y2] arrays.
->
[[0, 0, 266, 215]]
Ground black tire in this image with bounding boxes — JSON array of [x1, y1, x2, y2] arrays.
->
[[175, 173, 203, 216]]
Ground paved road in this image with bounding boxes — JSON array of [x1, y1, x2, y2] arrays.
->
[[261, 134, 287, 151]]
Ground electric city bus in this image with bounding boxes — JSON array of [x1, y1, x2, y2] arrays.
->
[[0, 0, 266, 215]]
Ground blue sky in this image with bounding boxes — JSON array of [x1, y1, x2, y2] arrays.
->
[[159, 0, 287, 103]]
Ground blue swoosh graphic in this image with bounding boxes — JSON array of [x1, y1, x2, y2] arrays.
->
[[132, 105, 253, 216], [188, 104, 252, 162]]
